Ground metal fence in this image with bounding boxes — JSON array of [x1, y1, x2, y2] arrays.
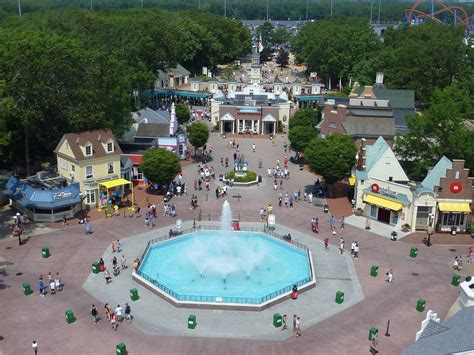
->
[[136, 224, 313, 305]]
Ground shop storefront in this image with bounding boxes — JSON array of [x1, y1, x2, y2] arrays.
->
[[437, 201, 471, 232], [362, 183, 411, 227]]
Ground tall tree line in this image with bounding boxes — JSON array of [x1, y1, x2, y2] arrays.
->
[[0, 8, 250, 172]]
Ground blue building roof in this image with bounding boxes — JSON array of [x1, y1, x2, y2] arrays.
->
[[365, 136, 390, 173], [421, 156, 452, 191], [4, 176, 84, 209]]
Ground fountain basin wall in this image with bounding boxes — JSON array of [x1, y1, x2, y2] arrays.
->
[[133, 227, 316, 311]]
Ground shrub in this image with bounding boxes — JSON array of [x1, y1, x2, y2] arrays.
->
[[225, 170, 257, 183]]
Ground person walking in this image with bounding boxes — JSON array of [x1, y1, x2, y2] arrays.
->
[[39, 277, 45, 298], [353, 242, 359, 259], [121, 254, 127, 269], [90, 304, 98, 324], [115, 304, 123, 323], [340, 216, 345, 231], [281, 314, 288, 331], [104, 303, 111, 321], [125, 303, 132, 323], [295, 316, 301, 337], [111, 312, 117, 331], [292, 315, 297, 336], [32, 340, 38, 355], [386, 269, 394, 284], [324, 237, 329, 252], [308, 192, 313, 205], [339, 237, 345, 255], [351, 241, 356, 256], [252, 143, 256, 153]]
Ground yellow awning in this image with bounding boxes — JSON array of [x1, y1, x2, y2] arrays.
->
[[364, 194, 403, 211], [438, 202, 471, 213], [99, 178, 132, 189], [348, 176, 356, 186]]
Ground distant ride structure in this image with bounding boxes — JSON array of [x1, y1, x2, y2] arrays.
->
[[404, 0, 473, 33]]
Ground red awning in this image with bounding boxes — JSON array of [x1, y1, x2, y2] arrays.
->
[[126, 154, 143, 166]]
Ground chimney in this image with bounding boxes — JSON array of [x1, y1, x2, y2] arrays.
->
[[360, 86, 376, 99], [376, 72, 384, 84]]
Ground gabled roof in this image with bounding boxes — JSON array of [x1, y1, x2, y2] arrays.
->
[[401, 307, 474, 355], [55, 129, 122, 161], [342, 117, 395, 138], [421, 156, 452, 191], [356, 85, 415, 109], [134, 108, 169, 124], [365, 136, 390, 172]]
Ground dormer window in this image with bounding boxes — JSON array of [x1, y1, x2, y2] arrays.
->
[[107, 141, 114, 153], [85, 144, 92, 157]]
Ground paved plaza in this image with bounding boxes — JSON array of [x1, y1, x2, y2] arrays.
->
[[0, 133, 471, 354]]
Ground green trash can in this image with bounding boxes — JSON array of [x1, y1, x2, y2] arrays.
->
[[116, 342, 127, 355], [273, 313, 282, 328], [410, 247, 418, 258], [42, 246, 50, 258], [370, 265, 378, 277], [369, 327, 378, 341], [188, 314, 197, 329], [23, 282, 32, 296], [65, 309, 75, 324], [416, 298, 425, 312], [335, 291, 344, 304], [92, 262, 100, 274], [130, 288, 139, 301], [452, 274, 461, 286]]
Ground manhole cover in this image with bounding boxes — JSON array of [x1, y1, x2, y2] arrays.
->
[[412, 273, 420, 276], [449, 248, 456, 252], [16, 272, 23, 276], [6, 247, 12, 250]]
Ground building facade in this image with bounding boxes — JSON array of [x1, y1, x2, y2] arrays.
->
[[54, 129, 123, 208], [355, 137, 472, 233]]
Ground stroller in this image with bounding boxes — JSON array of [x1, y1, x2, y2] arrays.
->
[[311, 222, 319, 233]]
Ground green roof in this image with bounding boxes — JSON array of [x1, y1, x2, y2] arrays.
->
[[365, 136, 390, 173], [355, 84, 415, 109]]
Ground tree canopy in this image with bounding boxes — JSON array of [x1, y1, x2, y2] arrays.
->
[[140, 148, 181, 185], [304, 134, 356, 189], [395, 84, 474, 180], [276, 49, 289, 67], [288, 126, 316, 152], [187, 122, 210, 152], [292, 18, 380, 89], [175, 103, 191, 125], [0, 8, 250, 169], [288, 108, 320, 130]]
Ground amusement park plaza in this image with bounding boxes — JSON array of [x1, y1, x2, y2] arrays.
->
[[1, 131, 473, 355]]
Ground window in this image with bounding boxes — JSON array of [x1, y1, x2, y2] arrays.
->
[[370, 205, 378, 218], [390, 211, 399, 226], [85, 144, 92, 157], [442, 213, 465, 227], [71, 165, 75, 172], [61, 160, 68, 171], [107, 141, 114, 153], [86, 190, 96, 204], [107, 162, 114, 175], [85, 166, 93, 179]]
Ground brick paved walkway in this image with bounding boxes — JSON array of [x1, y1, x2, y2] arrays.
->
[[0, 133, 469, 355]]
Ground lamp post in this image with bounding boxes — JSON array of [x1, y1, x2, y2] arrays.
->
[[224, 0, 227, 17], [306, 0, 308, 21], [18, 0, 22, 16], [266, 0, 269, 21]]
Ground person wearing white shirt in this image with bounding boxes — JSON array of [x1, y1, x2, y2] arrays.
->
[[115, 305, 123, 323]]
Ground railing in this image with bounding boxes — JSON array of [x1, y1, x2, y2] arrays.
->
[[136, 269, 313, 305], [136, 224, 314, 305]]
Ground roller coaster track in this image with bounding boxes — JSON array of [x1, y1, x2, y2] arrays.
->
[[406, 0, 473, 30]]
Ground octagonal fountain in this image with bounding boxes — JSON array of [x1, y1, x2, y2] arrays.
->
[[133, 201, 315, 310]]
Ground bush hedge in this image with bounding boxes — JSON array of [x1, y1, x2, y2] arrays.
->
[[225, 170, 257, 183]]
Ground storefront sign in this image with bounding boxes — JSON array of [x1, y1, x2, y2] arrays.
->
[[450, 182, 462, 193], [53, 191, 72, 200], [371, 184, 397, 198]]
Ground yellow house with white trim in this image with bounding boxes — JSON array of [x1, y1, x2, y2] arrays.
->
[[54, 129, 123, 208]]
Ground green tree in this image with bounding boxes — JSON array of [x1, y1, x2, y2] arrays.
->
[[395, 84, 474, 180], [378, 24, 467, 103], [257, 21, 273, 46], [175, 103, 191, 125], [260, 47, 273, 63], [289, 108, 320, 129], [288, 126, 316, 152], [276, 48, 289, 67], [304, 134, 356, 196], [140, 148, 180, 185], [187, 122, 209, 155], [271, 28, 290, 45], [292, 18, 380, 88]]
